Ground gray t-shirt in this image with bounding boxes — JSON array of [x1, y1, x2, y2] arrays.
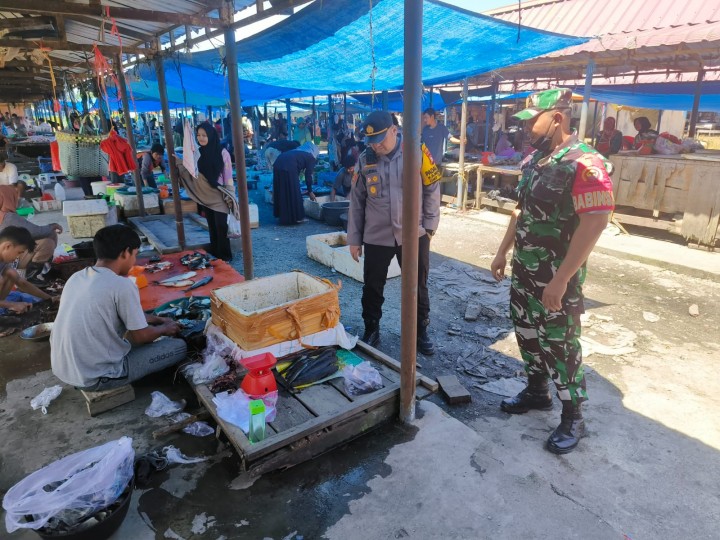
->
[[421, 123, 450, 165], [50, 266, 148, 387]]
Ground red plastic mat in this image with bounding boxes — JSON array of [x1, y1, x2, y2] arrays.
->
[[138, 250, 244, 311]]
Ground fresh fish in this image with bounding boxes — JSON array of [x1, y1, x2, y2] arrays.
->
[[184, 276, 213, 292], [158, 271, 197, 285], [161, 279, 195, 288]]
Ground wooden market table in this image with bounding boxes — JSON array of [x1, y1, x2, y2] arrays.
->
[[190, 340, 437, 476], [608, 152, 720, 246]]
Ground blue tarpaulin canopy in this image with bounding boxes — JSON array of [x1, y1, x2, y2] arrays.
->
[[573, 84, 720, 113], [187, 0, 588, 93], [350, 90, 448, 112]]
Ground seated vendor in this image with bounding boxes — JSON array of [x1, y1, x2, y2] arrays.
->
[[0, 226, 56, 314], [633, 116, 659, 150], [50, 225, 187, 392], [0, 181, 62, 285], [596, 117, 623, 156], [140, 143, 167, 189], [330, 154, 357, 201]]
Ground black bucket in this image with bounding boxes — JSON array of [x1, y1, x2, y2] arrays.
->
[[71, 242, 95, 260], [321, 201, 350, 227]]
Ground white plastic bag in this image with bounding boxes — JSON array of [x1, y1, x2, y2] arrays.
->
[[145, 391, 185, 418], [227, 213, 242, 239], [163, 446, 207, 464], [182, 324, 238, 384], [3, 437, 134, 532], [30, 385, 62, 414], [342, 361, 384, 396], [213, 390, 278, 435], [183, 422, 215, 437]]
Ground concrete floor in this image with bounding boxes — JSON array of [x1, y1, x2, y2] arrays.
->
[[2, 184, 719, 539]]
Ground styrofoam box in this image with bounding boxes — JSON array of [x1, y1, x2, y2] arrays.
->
[[114, 191, 160, 211], [62, 199, 118, 238], [303, 195, 346, 221], [306, 232, 400, 283]]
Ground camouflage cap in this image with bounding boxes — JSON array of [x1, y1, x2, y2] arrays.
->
[[512, 88, 573, 121]]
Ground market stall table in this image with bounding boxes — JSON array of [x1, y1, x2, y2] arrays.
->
[[188, 341, 437, 476], [608, 152, 720, 246], [476, 164, 522, 209]]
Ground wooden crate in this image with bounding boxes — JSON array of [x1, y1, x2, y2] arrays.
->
[[189, 342, 437, 476], [211, 271, 340, 351]]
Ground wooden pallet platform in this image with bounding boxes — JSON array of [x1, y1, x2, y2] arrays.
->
[[129, 213, 210, 254], [80, 385, 135, 417], [190, 342, 436, 476]]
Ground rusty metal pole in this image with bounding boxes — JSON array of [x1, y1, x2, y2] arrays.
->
[[456, 77, 468, 210], [116, 53, 145, 217], [224, 4, 254, 279], [399, 0, 422, 424], [154, 48, 186, 249]]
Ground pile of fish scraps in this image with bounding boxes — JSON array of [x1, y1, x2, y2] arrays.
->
[[276, 348, 341, 392], [181, 251, 216, 270], [154, 296, 212, 338]]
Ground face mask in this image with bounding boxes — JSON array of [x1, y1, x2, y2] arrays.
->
[[530, 116, 557, 153]]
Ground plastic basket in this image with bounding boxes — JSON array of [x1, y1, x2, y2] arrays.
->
[[32, 198, 62, 212], [55, 121, 110, 177]]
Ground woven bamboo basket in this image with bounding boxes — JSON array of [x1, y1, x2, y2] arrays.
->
[[55, 125, 109, 177], [211, 271, 341, 350]]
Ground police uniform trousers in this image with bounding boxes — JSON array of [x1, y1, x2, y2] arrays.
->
[[510, 277, 587, 405], [362, 234, 431, 325]]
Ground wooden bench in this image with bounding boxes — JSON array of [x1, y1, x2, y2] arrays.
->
[[80, 385, 135, 417]]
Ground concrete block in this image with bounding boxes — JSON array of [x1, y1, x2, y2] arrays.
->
[[306, 232, 400, 283]]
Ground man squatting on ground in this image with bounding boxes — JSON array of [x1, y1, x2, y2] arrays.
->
[[347, 111, 440, 356], [491, 89, 614, 454], [0, 226, 56, 314], [51, 225, 187, 392]]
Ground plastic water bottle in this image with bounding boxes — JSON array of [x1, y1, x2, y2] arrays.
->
[[248, 400, 266, 443], [54, 183, 66, 202]]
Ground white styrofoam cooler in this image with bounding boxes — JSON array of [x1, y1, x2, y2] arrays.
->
[[62, 199, 118, 238], [306, 232, 400, 283]]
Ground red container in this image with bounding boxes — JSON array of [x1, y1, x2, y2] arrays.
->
[[240, 352, 278, 397]]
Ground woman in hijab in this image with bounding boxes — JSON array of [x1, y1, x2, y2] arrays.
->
[[596, 117, 623, 156], [175, 121, 236, 261], [633, 116, 658, 150], [272, 141, 318, 225]]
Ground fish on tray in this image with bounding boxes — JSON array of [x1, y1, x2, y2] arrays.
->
[[184, 276, 213, 292], [277, 348, 340, 391], [160, 279, 194, 288]]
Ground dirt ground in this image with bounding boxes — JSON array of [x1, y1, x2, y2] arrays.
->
[[1, 184, 719, 539]]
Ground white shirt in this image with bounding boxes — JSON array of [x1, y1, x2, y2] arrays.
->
[[0, 162, 19, 185]]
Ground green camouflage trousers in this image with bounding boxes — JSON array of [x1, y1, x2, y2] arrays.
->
[[510, 284, 587, 405]]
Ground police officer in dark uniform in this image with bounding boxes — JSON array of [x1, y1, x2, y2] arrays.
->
[[347, 111, 440, 355]]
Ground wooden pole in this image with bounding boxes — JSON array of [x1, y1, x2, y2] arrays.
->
[[688, 68, 705, 138], [457, 77, 468, 210], [285, 98, 292, 139], [224, 13, 255, 279], [590, 100, 599, 146], [116, 53, 145, 217], [484, 77, 497, 152], [154, 51, 185, 249], [578, 59, 595, 140], [399, 0, 423, 424]]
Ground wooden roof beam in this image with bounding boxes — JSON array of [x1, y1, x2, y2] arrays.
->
[[0, 38, 151, 56], [0, 1, 222, 28], [0, 16, 53, 29], [66, 15, 159, 43]]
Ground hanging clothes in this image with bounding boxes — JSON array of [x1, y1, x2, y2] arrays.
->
[[50, 141, 62, 172], [99, 130, 136, 175], [183, 119, 200, 178]]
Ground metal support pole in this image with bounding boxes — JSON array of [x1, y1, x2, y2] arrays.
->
[[656, 110, 663, 133], [382, 90, 389, 112], [312, 95, 317, 141], [154, 50, 186, 249], [578, 59, 595, 140], [224, 16, 255, 279], [429, 86, 433, 108], [457, 77, 468, 210], [327, 94, 333, 145], [590, 100, 599, 146], [688, 68, 705, 138], [343, 92, 347, 123], [116, 53, 145, 217], [484, 77, 497, 152], [399, 0, 423, 424], [285, 98, 292, 139]]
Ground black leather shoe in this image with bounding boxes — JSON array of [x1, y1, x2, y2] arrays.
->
[[362, 325, 380, 347], [546, 416, 586, 454], [500, 387, 553, 414], [417, 325, 435, 356]]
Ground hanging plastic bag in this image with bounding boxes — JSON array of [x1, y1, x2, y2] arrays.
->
[[342, 361, 384, 396], [227, 213, 242, 239], [145, 391, 185, 418], [3, 437, 134, 532], [30, 385, 63, 414]]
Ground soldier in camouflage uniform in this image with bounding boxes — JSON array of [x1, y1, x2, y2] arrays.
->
[[490, 89, 614, 454]]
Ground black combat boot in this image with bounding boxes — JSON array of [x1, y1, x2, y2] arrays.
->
[[500, 374, 553, 414], [361, 319, 380, 347], [417, 319, 435, 356], [546, 401, 585, 455]]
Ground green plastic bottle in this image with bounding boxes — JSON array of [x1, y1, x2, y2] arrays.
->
[[248, 399, 266, 443]]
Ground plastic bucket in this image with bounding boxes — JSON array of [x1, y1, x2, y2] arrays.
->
[[321, 201, 350, 226], [91, 181, 108, 196], [105, 183, 123, 199]]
